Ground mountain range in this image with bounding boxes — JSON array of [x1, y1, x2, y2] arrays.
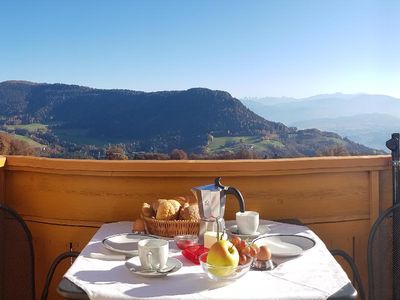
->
[[242, 93, 400, 150], [0, 81, 379, 158]]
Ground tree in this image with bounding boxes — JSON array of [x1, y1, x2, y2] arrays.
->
[[316, 145, 349, 157], [105, 146, 128, 160], [234, 147, 260, 159], [170, 149, 188, 160], [0, 133, 37, 156]]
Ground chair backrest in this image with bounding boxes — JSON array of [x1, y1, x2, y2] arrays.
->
[[368, 203, 400, 300], [0, 203, 35, 300], [41, 251, 80, 300], [330, 249, 366, 300]]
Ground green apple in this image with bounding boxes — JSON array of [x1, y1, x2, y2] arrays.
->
[[206, 240, 239, 276]]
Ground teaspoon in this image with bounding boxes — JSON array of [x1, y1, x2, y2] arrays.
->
[[126, 262, 175, 274]]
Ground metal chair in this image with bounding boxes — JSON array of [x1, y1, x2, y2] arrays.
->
[[0, 203, 35, 300], [368, 203, 400, 300], [41, 250, 80, 300], [330, 249, 366, 300], [366, 134, 400, 300]]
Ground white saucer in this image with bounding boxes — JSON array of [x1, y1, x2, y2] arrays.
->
[[102, 233, 157, 255], [253, 235, 315, 258], [125, 257, 183, 277], [226, 224, 270, 240]]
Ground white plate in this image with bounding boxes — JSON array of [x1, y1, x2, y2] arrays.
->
[[226, 224, 270, 240], [102, 233, 156, 255], [253, 235, 315, 257], [125, 256, 183, 278]]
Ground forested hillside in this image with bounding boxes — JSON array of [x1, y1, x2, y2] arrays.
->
[[0, 81, 380, 159]]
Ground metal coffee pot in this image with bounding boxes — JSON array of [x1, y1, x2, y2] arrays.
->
[[191, 177, 245, 245]]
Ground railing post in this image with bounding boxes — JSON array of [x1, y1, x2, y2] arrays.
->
[[0, 156, 5, 300], [0, 156, 5, 204], [386, 133, 400, 300]]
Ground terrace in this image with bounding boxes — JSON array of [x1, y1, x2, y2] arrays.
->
[[0, 154, 394, 299]]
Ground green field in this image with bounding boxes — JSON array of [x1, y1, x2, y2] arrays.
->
[[2, 123, 46, 148], [0, 130, 44, 148], [5, 123, 48, 132], [206, 136, 285, 153], [13, 134, 44, 147]]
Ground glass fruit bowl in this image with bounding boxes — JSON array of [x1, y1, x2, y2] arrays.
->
[[199, 252, 253, 282], [174, 235, 199, 250]]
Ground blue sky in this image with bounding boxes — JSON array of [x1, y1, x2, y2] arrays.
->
[[1, 0, 399, 98]]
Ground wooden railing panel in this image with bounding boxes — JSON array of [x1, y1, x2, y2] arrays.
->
[[6, 171, 370, 224], [380, 169, 393, 211], [4, 155, 390, 175], [369, 171, 380, 227], [1, 155, 392, 299], [236, 172, 370, 223]]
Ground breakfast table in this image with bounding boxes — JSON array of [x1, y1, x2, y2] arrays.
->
[[59, 220, 357, 300]]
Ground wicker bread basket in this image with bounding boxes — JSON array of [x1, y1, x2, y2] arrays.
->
[[142, 215, 200, 237]]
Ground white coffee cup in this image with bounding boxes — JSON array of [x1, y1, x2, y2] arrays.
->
[[236, 211, 259, 235], [138, 239, 169, 270]]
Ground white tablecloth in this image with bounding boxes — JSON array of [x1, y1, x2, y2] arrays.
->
[[64, 220, 352, 300]]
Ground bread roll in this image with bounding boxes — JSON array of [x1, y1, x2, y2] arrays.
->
[[179, 202, 200, 221], [173, 196, 188, 205], [184, 194, 198, 204], [141, 202, 155, 217], [167, 199, 181, 213], [152, 199, 167, 213], [132, 218, 146, 232], [156, 200, 181, 220]]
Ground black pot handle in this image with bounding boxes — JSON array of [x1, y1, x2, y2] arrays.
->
[[215, 177, 245, 212]]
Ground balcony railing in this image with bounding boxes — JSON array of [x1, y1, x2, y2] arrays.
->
[[0, 155, 392, 299]]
